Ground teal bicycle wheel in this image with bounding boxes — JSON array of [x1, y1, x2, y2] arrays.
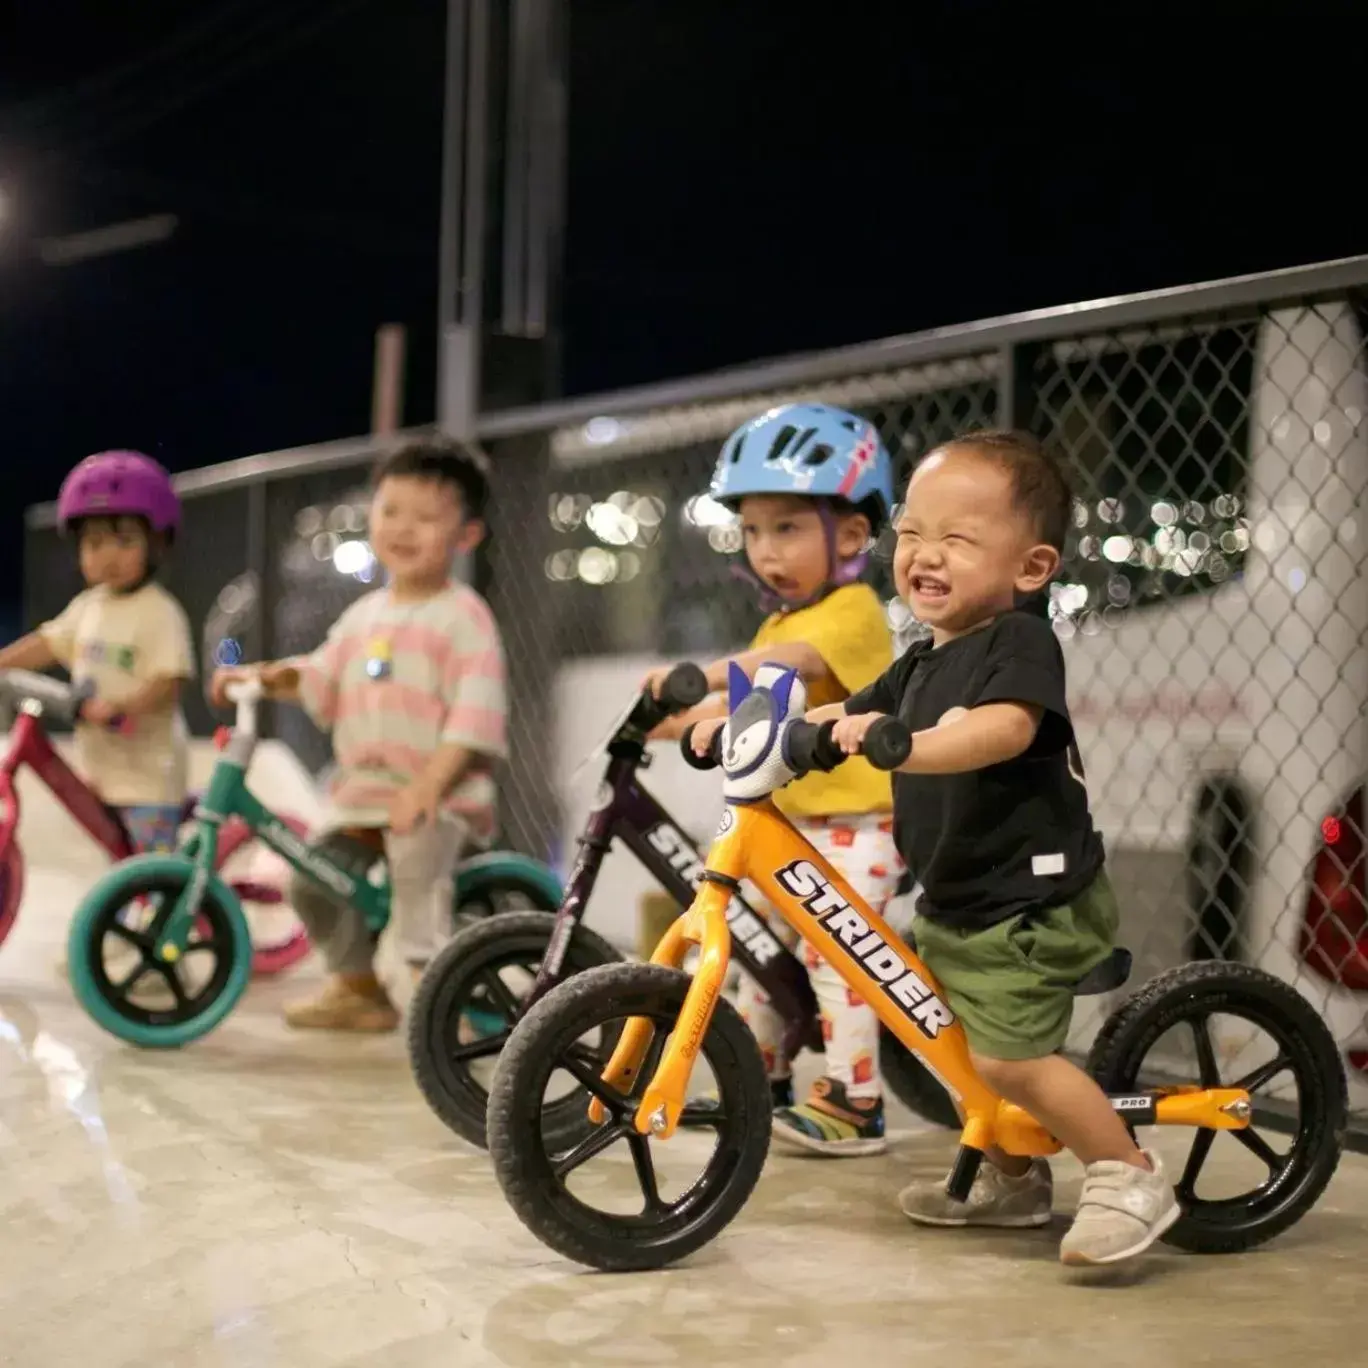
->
[[68, 854, 254, 1049]]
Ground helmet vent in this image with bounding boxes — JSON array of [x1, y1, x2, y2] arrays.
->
[[766, 425, 799, 463], [802, 443, 835, 468]]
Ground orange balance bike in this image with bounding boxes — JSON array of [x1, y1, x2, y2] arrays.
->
[[486, 663, 1347, 1272]]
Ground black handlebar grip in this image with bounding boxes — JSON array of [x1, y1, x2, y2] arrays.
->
[[784, 717, 911, 775], [861, 715, 912, 771], [679, 723, 724, 771], [782, 720, 843, 774], [657, 662, 708, 714]]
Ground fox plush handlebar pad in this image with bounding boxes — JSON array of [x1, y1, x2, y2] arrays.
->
[[680, 715, 911, 775]]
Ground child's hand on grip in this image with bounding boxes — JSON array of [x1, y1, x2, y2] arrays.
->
[[209, 666, 251, 708], [639, 666, 675, 700], [831, 711, 886, 755], [81, 697, 119, 726], [689, 715, 726, 757]]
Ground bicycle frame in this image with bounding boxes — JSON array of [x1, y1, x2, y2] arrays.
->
[[594, 795, 1257, 1154], [532, 733, 823, 1058], [0, 707, 131, 867], [153, 738, 388, 958]]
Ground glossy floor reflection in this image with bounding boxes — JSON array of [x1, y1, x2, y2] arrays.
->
[[2, 862, 1367, 1367]]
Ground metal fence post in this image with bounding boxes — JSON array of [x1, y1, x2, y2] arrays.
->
[[244, 475, 275, 739], [997, 341, 1042, 433]]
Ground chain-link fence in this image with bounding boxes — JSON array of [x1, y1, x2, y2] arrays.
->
[[23, 257, 1368, 1130]]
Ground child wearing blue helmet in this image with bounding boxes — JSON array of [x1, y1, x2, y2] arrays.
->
[[645, 402, 903, 1156]]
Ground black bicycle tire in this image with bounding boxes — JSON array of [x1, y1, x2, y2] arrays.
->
[[408, 911, 622, 1148], [486, 961, 773, 1271], [1087, 960, 1346, 1254], [879, 1026, 960, 1129], [447, 869, 561, 937]]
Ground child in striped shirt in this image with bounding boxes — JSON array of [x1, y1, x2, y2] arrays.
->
[[211, 440, 508, 1032]]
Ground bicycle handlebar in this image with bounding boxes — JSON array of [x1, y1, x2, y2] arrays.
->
[[680, 715, 911, 777], [0, 669, 131, 732], [628, 661, 708, 734], [224, 676, 264, 739], [0, 669, 88, 720]]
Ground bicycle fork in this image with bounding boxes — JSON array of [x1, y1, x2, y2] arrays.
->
[[146, 821, 223, 964], [588, 873, 733, 1139]]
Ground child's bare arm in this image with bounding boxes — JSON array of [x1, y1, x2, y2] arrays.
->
[[114, 675, 182, 717], [833, 701, 1040, 773], [702, 640, 829, 690], [209, 660, 301, 706], [416, 740, 476, 798], [259, 662, 301, 701], [0, 632, 57, 673], [898, 702, 1041, 774], [644, 643, 830, 742], [643, 640, 830, 706], [648, 696, 727, 742], [804, 702, 847, 725]]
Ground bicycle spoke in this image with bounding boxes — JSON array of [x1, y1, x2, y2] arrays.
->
[[1190, 1015, 1222, 1087], [627, 1132, 665, 1213], [153, 962, 190, 1009], [564, 1041, 606, 1074], [1230, 1052, 1292, 1095], [551, 1120, 626, 1178], [113, 959, 151, 995], [1231, 1124, 1282, 1173], [108, 923, 148, 949], [1176, 1126, 1215, 1201], [477, 970, 522, 1019], [678, 1103, 726, 1129], [558, 1051, 631, 1114], [449, 1030, 512, 1062]]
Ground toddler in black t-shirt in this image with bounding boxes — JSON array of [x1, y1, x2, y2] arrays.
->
[[810, 430, 1179, 1268]]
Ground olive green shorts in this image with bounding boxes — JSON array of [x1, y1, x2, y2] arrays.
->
[[911, 871, 1120, 1061]]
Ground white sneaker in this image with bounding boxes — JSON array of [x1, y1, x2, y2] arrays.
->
[[1059, 1148, 1181, 1265]]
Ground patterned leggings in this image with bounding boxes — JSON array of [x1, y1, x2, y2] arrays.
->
[[738, 812, 902, 1100], [119, 804, 184, 854]]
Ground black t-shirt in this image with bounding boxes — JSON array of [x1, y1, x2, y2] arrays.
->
[[844, 611, 1104, 931]]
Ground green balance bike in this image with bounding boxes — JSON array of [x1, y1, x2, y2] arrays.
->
[[66, 677, 563, 1048]]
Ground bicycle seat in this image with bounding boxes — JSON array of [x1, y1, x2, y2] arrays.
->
[[1073, 947, 1132, 996]]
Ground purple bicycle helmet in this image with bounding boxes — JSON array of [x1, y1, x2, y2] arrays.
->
[[56, 450, 181, 537]]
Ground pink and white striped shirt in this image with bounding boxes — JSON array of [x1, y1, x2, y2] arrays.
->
[[294, 583, 508, 838]]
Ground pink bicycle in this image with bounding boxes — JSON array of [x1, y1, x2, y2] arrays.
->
[[0, 668, 310, 975]]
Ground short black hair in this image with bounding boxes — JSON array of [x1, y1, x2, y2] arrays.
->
[[372, 438, 490, 520], [941, 428, 1073, 551]]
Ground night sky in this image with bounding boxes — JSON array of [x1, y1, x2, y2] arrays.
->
[[2, 1, 1365, 633]]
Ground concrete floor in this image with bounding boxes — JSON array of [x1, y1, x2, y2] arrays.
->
[[3, 861, 1368, 1368]]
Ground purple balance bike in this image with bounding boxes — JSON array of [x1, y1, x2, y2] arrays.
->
[[407, 662, 956, 1150]]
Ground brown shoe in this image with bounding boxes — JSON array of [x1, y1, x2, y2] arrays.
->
[[283, 975, 399, 1032]]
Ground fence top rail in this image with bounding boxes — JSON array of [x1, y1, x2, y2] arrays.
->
[[25, 251, 1368, 526]]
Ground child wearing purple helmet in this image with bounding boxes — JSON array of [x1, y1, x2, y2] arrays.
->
[[0, 451, 195, 859]]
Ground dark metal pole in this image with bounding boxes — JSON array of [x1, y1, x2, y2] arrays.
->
[[438, 0, 489, 439]]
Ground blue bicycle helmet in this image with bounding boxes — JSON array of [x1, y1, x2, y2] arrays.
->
[[709, 402, 895, 532]]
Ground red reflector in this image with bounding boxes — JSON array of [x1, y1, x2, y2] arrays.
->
[[213, 726, 231, 752], [1323, 816, 1342, 844]]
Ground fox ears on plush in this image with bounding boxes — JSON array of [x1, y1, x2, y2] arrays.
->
[[726, 660, 806, 720]]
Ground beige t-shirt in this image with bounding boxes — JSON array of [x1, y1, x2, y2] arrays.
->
[[39, 583, 196, 806]]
